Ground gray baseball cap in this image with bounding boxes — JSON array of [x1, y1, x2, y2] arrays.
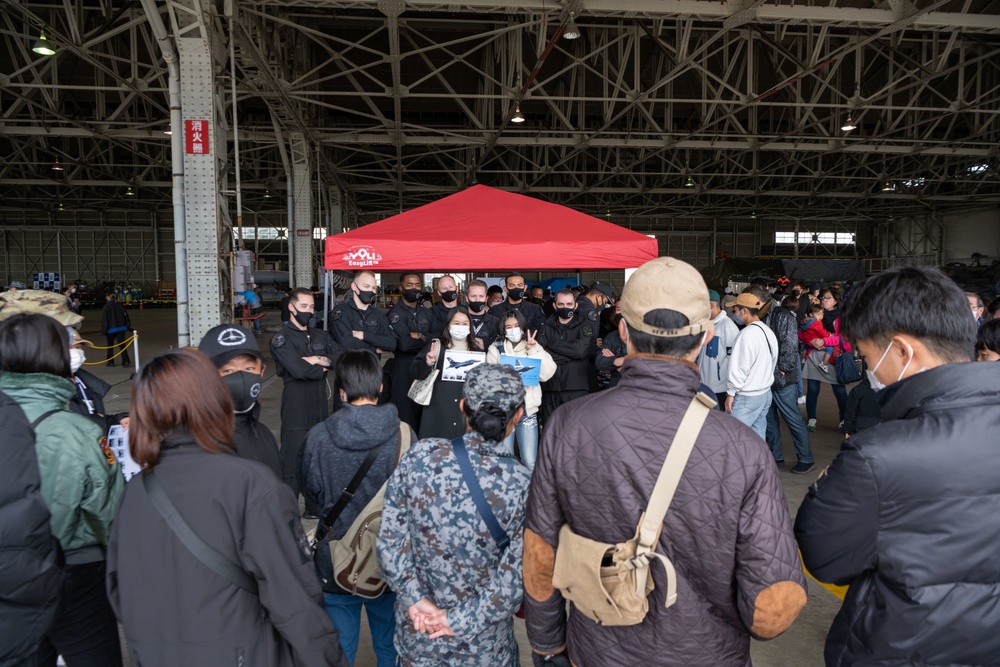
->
[[463, 363, 525, 413]]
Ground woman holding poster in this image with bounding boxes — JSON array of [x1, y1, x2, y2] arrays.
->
[[413, 308, 485, 440], [485, 310, 556, 471]]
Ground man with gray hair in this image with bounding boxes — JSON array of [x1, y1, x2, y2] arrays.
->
[[524, 257, 806, 667]]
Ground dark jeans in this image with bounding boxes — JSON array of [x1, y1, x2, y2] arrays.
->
[[806, 379, 848, 422], [104, 332, 130, 364], [766, 383, 813, 464], [36, 561, 122, 667], [715, 392, 728, 411]]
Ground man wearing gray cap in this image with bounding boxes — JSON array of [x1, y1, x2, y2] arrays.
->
[[523, 257, 806, 667]]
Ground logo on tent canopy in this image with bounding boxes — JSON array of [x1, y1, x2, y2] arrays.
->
[[342, 245, 383, 267]]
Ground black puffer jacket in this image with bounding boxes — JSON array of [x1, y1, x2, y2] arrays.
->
[[762, 304, 800, 387], [525, 356, 807, 666], [0, 390, 63, 667], [299, 403, 409, 594], [796, 362, 1000, 666]]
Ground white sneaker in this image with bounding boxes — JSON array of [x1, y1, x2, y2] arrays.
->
[[807, 418, 817, 431], [797, 395, 806, 405]]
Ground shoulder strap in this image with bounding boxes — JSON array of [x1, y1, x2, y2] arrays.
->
[[636, 393, 714, 553], [31, 409, 63, 429], [451, 436, 510, 552], [314, 439, 386, 543], [142, 472, 258, 595]]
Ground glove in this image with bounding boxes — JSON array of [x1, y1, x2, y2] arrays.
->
[[532, 652, 572, 667]]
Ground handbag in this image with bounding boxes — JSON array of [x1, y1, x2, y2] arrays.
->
[[407, 370, 438, 406], [834, 350, 863, 384], [550, 393, 714, 627]]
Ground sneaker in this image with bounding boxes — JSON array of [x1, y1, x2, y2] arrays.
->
[[807, 418, 817, 431], [818, 362, 829, 373], [791, 461, 816, 475], [797, 395, 806, 405]]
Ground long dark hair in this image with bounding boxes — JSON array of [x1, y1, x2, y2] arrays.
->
[[462, 401, 520, 442], [130, 349, 234, 469], [0, 313, 71, 378], [439, 307, 477, 350], [821, 288, 842, 332], [500, 309, 529, 340]]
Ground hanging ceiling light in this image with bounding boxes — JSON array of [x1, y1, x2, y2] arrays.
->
[[264, 189, 272, 198], [684, 175, 696, 188], [125, 186, 135, 196], [841, 113, 857, 132], [163, 127, 172, 135], [563, 15, 582, 40], [51, 159, 63, 171], [57, 201, 65, 211], [511, 104, 525, 123], [881, 180, 894, 192], [32, 34, 56, 56]]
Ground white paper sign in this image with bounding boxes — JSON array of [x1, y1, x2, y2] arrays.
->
[[108, 424, 142, 482], [441, 349, 485, 382]]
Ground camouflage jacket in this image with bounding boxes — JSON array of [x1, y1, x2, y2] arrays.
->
[[377, 430, 530, 666]]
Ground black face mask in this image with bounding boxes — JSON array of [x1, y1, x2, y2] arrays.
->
[[222, 371, 262, 413], [440, 290, 457, 303], [507, 288, 525, 301], [467, 300, 486, 313], [356, 289, 376, 305], [556, 307, 575, 320], [291, 308, 313, 328], [402, 288, 421, 303]]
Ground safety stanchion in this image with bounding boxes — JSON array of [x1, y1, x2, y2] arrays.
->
[[132, 331, 140, 369], [83, 334, 137, 366]]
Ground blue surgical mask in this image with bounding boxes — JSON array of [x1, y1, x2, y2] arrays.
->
[[734, 310, 746, 326]]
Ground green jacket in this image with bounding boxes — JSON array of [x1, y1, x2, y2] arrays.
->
[[0, 372, 124, 563]]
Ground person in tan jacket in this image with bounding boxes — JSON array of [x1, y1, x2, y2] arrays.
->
[[523, 257, 807, 667]]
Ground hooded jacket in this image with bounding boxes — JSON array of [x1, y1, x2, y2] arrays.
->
[[0, 372, 123, 563], [0, 389, 63, 667], [796, 361, 1000, 666], [524, 356, 807, 666], [299, 403, 409, 594], [107, 435, 347, 667]]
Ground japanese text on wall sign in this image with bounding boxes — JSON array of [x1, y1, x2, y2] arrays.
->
[[185, 119, 209, 155]]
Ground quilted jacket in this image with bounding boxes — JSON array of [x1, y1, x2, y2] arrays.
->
[[524, 355, 807, 666], [762, 304, 801, 387]]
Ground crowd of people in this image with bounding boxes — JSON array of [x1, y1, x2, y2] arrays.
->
[[0, 259, 997, 667]]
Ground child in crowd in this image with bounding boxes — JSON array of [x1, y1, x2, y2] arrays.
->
[[799, 303, 835, 373], [841, 359, 881, 436]]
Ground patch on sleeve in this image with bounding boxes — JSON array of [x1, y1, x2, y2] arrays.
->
[[272, 333, 285, 348], [98, 436, 117, 466], [588, 310, 600, 322], [583, 326, 593, 337], [289, 518, 313, 564], [389, 313, 400, 324], [331, 308, 343, 321]]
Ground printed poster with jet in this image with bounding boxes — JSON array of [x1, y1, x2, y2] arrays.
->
[[108, 425, 142, 482], [442, 350, 485, 381], [499, 355, 542, 387]]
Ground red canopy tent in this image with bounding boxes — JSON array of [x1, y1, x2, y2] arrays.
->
[[324, 185, 658, 272]]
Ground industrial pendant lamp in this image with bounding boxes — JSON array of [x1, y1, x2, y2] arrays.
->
[[125, 186, 135, 197], [841, 113, 857, 132], [563, 15, 582, 40], [881, 180, 894, 192], [51, 159, 63, 171], [684, 175, 696, 188], [511, 104, 525, 123], [32, 34, 56, 56]]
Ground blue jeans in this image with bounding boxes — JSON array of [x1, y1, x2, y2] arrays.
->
[[766, 383, 813, 464], [323, 591, 397, 667], [806, 379, 848, 422], [502, 412, 539, 471], [731, 392, 772, 441]]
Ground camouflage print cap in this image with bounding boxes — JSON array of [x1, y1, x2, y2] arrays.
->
[[0, 289, 84, 327], [463, 363, 525, 413]]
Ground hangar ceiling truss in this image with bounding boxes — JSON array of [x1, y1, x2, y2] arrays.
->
[[1, 0, 999, 226]]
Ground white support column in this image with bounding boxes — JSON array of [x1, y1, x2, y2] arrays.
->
[[177, 35, 222, 343], [290, 132, 314, 288]]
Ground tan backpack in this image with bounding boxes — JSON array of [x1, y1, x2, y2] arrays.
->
[[551, 393, 714, 626]]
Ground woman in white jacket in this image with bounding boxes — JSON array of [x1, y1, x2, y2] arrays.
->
[[485, 310, 555, 471]]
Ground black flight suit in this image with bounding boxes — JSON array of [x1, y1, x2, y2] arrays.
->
[[469, 310, 500, 351], [270, 321, 343, 495], [488, 299, 545, 333], [428, 301, 460, 339], [234, 402, 283, 482], [574, 298, 603, 391], [539, 311, 597, 424], [329, 299, 397, 358], [387, 300, 434, 431]]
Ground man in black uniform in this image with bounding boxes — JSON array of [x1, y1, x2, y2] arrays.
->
[[199, 323, 283, 481], [270, 288, 344, 496], [576, 281, 614, 391], [488, 272, 545, 332], [465, 279, 500, 351], [329, 270, 397, 358], [428, 274, 460, 339], [539, 288, 597, 424], [387, 272, 434, 430]]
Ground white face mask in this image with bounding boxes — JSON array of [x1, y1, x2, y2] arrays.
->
[[69, 348, 86, 373], [449, 325, 470, 340], [506, 327, 523, 343], [867, 340, 918, 391]]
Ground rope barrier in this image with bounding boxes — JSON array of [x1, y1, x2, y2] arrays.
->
[[88, 334, 136, 350], [83, 335, 136, 366]]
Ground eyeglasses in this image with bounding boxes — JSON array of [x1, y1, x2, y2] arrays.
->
[[821, 296, 835, 301]]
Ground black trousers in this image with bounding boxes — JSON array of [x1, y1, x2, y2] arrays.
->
[[36, 561, 122, 667], [540, 390, 588, 426], [104, 331, 130, 364]]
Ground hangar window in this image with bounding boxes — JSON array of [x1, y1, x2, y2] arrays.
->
[[774, 231, 855, 245]]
